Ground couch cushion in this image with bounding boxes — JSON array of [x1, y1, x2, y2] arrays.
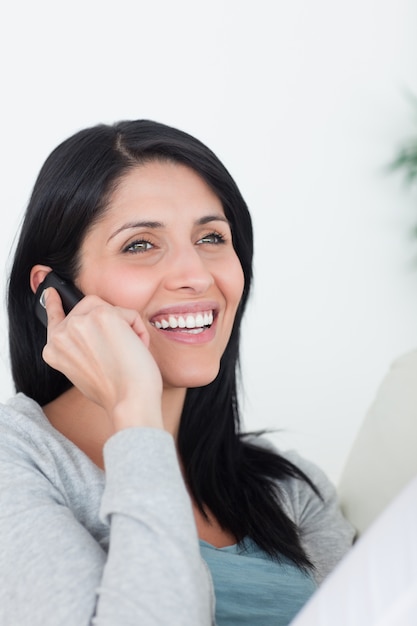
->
[[338, 349, 417, 534]]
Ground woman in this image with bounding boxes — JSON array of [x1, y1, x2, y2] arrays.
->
[[1, 120, 354, 625]]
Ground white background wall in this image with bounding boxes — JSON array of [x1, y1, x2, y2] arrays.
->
[[1, 1, 416, 482]]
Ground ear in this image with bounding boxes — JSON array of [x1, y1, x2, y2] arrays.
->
[[30, 265, 53, 294]]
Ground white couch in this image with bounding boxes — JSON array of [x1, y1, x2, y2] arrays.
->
[[338, 349, 417, 535]]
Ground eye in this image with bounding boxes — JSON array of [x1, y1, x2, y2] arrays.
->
[[123, 239, 154, 254], [197, 231, 226, 245]]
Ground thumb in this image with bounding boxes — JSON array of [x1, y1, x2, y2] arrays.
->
[[43, 287, 66, 331]]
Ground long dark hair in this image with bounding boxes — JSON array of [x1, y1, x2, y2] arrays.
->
[[8, 120, 318, 568]]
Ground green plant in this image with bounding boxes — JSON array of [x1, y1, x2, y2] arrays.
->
[[391, 96, 417, 186], [392, 141, 417, 184]]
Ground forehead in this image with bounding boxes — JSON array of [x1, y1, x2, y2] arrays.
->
[[104, 160, 224, 220]]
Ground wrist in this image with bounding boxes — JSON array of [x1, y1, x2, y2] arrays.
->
[[110, 395, 164, 431]]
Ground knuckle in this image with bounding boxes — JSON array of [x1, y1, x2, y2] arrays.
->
[[89, 305, 113, 329], [42, 342, 56, 366]]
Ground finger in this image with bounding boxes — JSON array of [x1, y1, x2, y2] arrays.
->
[[114, 306, 151, 349], [130, 311, 151, 348], [43, 287, 66, 331]]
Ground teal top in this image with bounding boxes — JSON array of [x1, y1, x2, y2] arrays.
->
[[200, 537, 317, 626]]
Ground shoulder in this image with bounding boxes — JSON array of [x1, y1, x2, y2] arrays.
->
[[0, 393, 55, 459], [0, 392, 45, 425], [246, 436, 337, 510], [250, 437, 355, 583], [278, 449, 341, 513], [281, 449, 355, 582], [0, 393, 103, 504], [0, 393, 109, 546], [0, 393, 72, 466]]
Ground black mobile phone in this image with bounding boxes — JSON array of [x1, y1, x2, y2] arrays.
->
[[35, 271, 84, 327]]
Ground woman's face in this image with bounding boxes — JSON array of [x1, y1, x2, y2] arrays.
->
[[77, 160, 244, 390]]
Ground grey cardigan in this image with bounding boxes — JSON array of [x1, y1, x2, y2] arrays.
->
[[0, 394, 354, 625]]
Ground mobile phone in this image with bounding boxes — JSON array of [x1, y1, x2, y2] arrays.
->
[[35, 271, 84, 327]]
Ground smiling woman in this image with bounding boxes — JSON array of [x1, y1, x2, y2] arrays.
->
[[72, 161, 245, 391], [1, 120, 354, 625]]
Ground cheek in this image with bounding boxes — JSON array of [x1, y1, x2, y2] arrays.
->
[[222, 257, 245, 311], [79, 264, 156, 310]]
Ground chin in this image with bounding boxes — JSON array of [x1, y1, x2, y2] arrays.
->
[[162, 362, 221, 389]]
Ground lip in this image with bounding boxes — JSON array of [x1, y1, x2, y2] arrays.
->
[[148, 300, 219, 345]]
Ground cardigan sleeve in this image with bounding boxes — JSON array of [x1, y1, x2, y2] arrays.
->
[[0, 420, 213, 626]]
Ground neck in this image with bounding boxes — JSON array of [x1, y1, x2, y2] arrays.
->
[[43, 385, 187, 468], [161, 386, 187, 438]]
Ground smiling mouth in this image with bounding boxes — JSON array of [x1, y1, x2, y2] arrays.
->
[[151, 310, 214, 334]]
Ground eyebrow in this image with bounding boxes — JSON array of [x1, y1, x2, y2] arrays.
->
[[107, 214, 230, 242]]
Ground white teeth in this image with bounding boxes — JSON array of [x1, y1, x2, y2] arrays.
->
[[168, 316, 178, 328], [185, 315, 196, 328], [153, 310, 214, 331]]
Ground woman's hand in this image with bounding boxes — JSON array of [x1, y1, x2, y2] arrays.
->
[[42, 288, 163, 431]]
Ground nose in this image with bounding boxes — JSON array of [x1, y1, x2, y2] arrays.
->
[[163, 245, 214, 294]]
